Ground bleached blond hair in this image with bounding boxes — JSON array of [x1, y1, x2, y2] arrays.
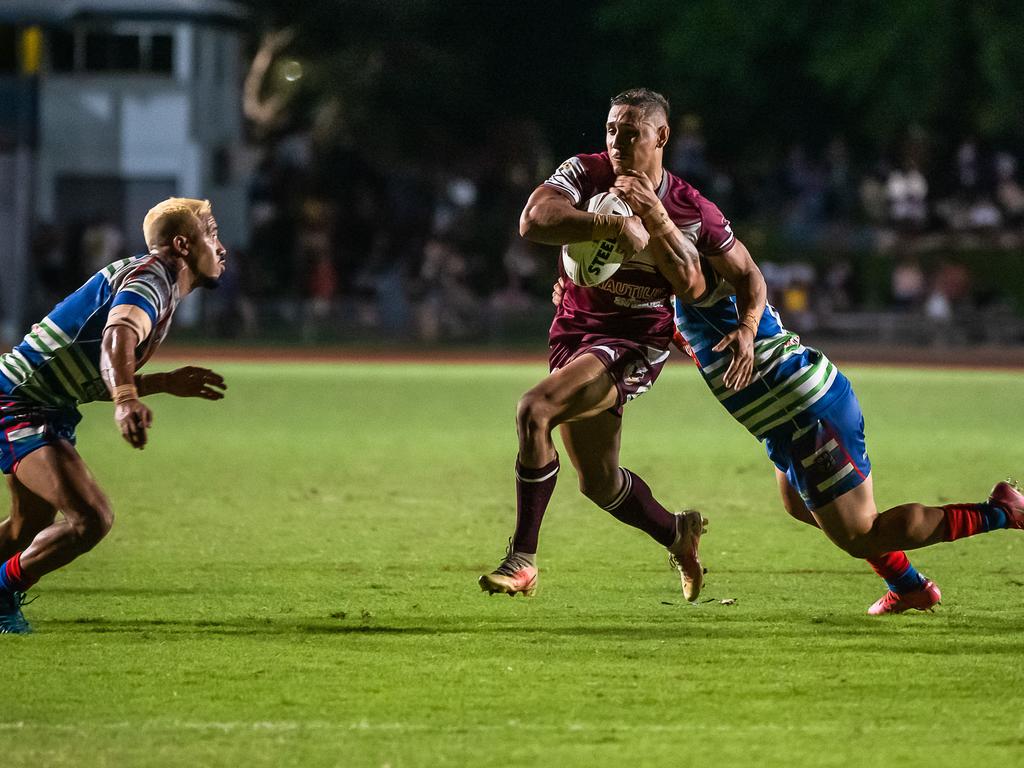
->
[[142, 197, 213, 249]]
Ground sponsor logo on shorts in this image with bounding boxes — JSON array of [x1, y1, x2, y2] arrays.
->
[[623, 362, 649, 386], [813, 451, 837, 474]]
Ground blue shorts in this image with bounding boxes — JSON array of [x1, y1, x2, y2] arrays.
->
[[0, 396, 81, 475], [764, 388, 871, 509]]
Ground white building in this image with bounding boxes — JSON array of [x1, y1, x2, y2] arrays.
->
[[0, 0, 248, 338]]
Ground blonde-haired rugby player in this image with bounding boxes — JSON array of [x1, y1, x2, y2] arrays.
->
[[0, 197, 228, 633]]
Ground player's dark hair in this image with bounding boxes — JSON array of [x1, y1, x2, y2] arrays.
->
[[610, 88, 670, 122]]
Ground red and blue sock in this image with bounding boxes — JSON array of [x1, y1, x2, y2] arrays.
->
[[942, 502, 1009, 541], [0, 553, 35, 594], [868, 551, 926, 594]]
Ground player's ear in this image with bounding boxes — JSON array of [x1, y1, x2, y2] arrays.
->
[[172, 233, 190, 256], [657, 124, 669, 149]]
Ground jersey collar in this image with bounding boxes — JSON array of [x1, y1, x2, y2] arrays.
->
[[656, 169, 670, 200]]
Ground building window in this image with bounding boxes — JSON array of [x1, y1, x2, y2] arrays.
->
[[150, 34, 173, 74], [49, 27, 175, 75], [85, 32, 142, 71], [0, 25, 18, 73], [50, 28, 75, 72]]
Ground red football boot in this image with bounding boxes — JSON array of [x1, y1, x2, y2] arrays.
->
[[867, 579, 941, 616], [479, 540, 538, 597], [989, 480, 1024, 528]]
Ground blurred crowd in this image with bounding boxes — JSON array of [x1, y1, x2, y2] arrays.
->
[[26, 115, 1024, 345]]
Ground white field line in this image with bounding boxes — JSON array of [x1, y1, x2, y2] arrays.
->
[[0, 720, 940, 735]]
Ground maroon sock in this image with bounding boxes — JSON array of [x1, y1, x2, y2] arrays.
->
[[602, 468, 676, 547], [512, 456, 559, 554]]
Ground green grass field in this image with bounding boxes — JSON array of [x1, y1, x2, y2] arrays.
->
[[5, 358, 1024, 767]]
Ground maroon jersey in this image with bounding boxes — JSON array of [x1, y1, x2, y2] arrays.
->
[[543, 151, 735, 348]]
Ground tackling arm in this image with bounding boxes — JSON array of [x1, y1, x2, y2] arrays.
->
[[706, 239, 767, 334], [701, 239, 767, 390]]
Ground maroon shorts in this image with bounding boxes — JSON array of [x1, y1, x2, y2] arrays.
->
[[549, 337, 671, 416]]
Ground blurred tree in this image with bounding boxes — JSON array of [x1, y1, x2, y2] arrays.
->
[[596, 0, 1024, 163], [239, 0, 1024, 184], [241, 0, 613, 165]]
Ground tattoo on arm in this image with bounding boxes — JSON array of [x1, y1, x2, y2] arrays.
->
[[677, 236, 700, 266], [662, 233, 700, 270]]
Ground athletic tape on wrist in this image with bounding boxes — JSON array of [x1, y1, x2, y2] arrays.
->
[[112, 384, 139, 404], [645, 217, 675, 238], [643, 205, 675, 238], [591, 213, 625, 241]]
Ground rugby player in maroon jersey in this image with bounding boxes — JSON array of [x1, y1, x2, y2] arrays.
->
[[480, 88, 763, 601]]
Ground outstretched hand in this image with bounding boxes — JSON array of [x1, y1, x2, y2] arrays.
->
[[162, 366, 227, 400], [712, 328, 755, 390]]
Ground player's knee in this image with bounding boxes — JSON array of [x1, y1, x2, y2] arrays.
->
[[90, 501, 115, 542], [831, 531, 876, 559], [70, 500, 115, 549], [516, 393, 554, 440]]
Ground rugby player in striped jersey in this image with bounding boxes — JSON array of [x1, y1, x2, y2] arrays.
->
[[553, 231, 1024, 613], [0, 198, 228, 633]]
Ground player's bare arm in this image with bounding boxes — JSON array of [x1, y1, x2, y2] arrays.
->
[[519, 185, 648, 256], [0, 196, 232, 636], [613, 170, 706, 302], [706, 239, 767, 390], [136, 367, 227, 400], [481, 90, 708, 605], [100, 324, 152, 450]]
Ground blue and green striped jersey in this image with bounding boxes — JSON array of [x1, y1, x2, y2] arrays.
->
[[675, 287, 850, 440], [0, 255, 179, 408]]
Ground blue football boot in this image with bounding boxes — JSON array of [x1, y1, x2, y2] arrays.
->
[[0, 589, 33, 634]]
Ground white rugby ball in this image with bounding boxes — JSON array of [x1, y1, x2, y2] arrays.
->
[[561, 192, 633, 287]]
